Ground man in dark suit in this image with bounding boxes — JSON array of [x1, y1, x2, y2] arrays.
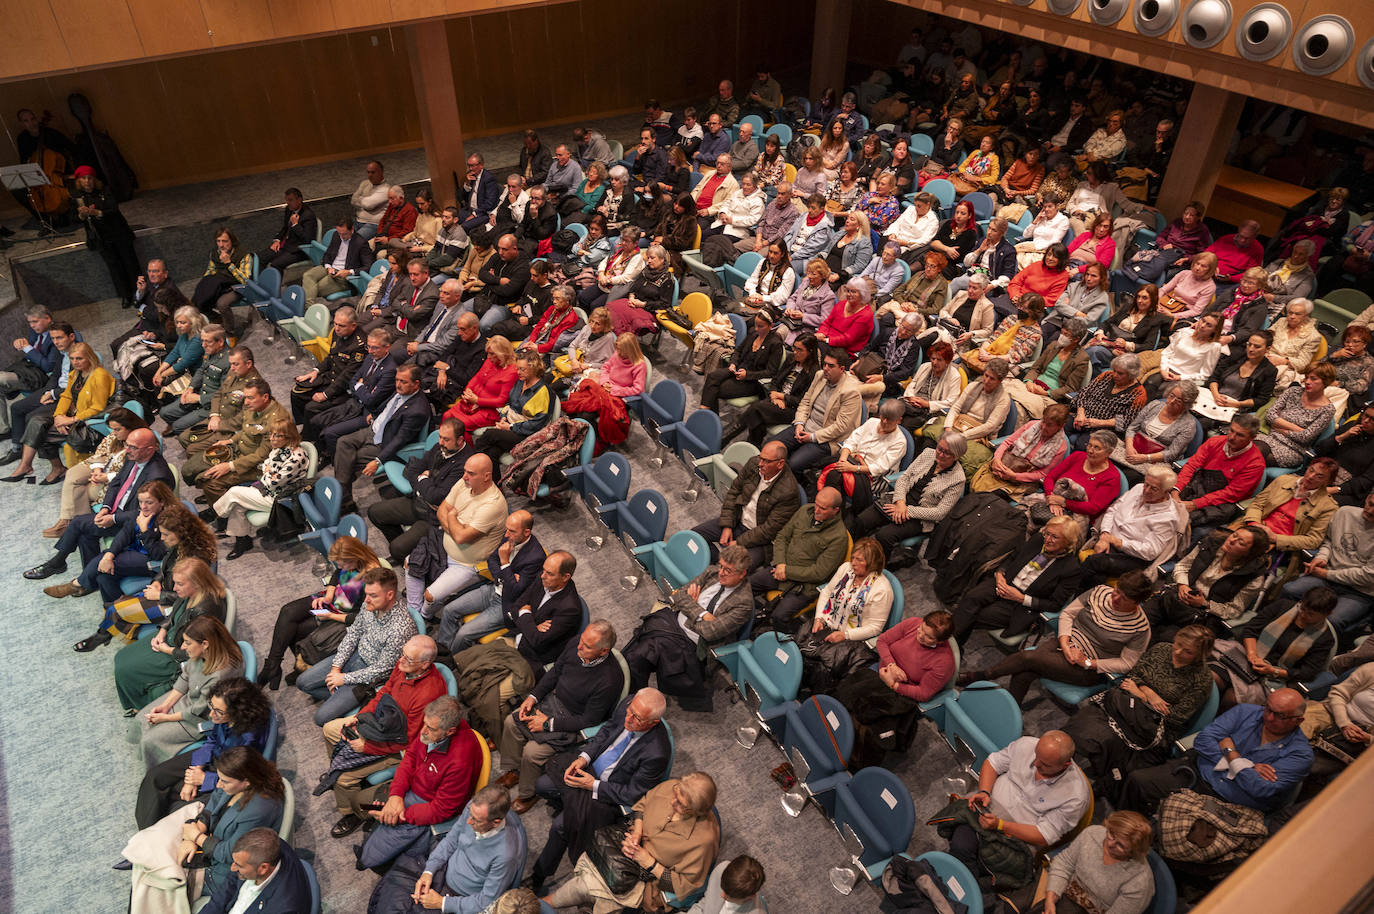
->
[[290, 306, 367, 429], [258, 187, 319, 272], [303, 217, 375, 303], [308, 328, 397, 453], [470, 234, 530, 321], [459, 153, 502, 232], [332, 363, 433, 513], [363, 260, 439, 345], [692, 441, 799, 568], [24, 428, 172, 580], [435, 508, 544, 652], [508, 550, 584, 674], [200, 828, 312, 914], [0, 306, 58, 422], [423, 313, 484, 413], [1, 320, 76, 460], [622, 545, 755, 711], [367, 418, 472, 562], [1043, 98, 1096, 163], [530, 689, 672, 891], [513, 185, 559, 258]]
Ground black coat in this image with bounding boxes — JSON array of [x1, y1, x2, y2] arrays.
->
[[200, 841, 312, 914], [1100, 305, 1171, 352], [1316, 424, 1374, 506], [508, 579, 583, 667], [991, 534, 1084, 615], [1205, 352, 1278, 409], [270, 204, 319, 255], [320, 232, 375, 273], [102, 453, 174, 519], [372, 393, 433, 463]]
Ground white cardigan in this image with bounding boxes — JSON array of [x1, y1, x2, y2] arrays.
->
[[713, 190, 767, 239]]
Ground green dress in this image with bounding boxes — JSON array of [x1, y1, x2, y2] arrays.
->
[[114, 592, 227, 712]]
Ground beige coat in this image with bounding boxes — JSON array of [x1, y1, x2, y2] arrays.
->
[[792, 371, 862, 451]]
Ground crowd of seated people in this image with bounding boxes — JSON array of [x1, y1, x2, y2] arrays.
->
[[13, 20, 1374, 914]]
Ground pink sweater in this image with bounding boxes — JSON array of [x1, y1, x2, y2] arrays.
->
[[600, 354, 647, 397], [876, 617, 957, 701], [1160, 270, 1218, 319]]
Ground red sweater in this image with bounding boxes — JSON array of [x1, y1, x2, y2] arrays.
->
[[358, 663, 447, 755], [1042, 451, 1121, 520], [378, 201, 418, 238], [876, 617, 956, 701], [1206, 234, 1264, 283], [1176, 437, 1265, 508], [528, 306, 580, 354], [1008, 261, 1070, 305], [389, 723, 483, 826], [445, 358, 517, 418], [817, 302, 875, 356]]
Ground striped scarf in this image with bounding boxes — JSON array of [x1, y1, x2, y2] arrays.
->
[[1257, 606, 1323, 671]]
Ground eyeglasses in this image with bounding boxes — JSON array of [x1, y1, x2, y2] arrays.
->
[[1263, 706, 1303, 721]]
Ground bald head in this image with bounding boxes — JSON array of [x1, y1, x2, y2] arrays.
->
[[464, 454, 494, 491], [509, 509, 533, 534], [1264, 688, 1306, 736], [126, 428, 159, 452], [405, 634, 437, 664], [761, 441, 788, 462], [1034, 730, 1076, 778]]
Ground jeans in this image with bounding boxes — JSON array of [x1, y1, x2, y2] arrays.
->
[[297, 653, 368, 726], [355, 222, 378, 241], [478, 305, 509, 332], [1284, 575, 1374, 636], [768, 426, 833, 476], [435, 583, 503, 652], [357, 790, 433, 869]]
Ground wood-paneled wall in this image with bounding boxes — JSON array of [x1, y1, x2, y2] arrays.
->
[[0, 0, 813, 213]]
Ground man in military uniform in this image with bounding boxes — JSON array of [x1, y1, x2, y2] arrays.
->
[[289, 306, 367, 427], [176, 346, 264, 448], [158, 323, 230, 434], [181, 378, 290, 502]]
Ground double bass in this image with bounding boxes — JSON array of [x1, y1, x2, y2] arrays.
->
[[24, 110, 71, 217]]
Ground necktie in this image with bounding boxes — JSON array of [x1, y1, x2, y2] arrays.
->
[[373, 395, 405, 445], [419, 307, 446, 344], [593, 730, 633, 778], [398, 288, 419, 332], [112, 464, 140, 510], [703, 586, 724, 615]]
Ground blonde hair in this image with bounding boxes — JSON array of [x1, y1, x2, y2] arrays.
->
[[268, 415, 300, 447], [1044, 514, 1083, 552], [174, 306, 208, 335], [1192, 251, 1218, 277], [487, 335, 516, 367], [175, 556, 227, 604], [1104, 811, 1153, 859], [589, 307, 613, 332], [615, 332, 645, 363]]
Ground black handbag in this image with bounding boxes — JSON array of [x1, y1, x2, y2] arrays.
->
[[65, 420, 105, 453], [1093, 687, 1167, 751], [586, 821, 654, 894]]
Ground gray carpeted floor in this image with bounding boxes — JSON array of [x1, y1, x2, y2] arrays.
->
[[0, 121, 1079, 914]]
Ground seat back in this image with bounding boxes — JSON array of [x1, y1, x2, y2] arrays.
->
[[278, 782, 295, 842], [726, 251, 763, 295], [925, 179, 957, 211], [282, 285, 306, 319], [237, 641, 257, 683], [335, 513, 367, 543], [679, 291, 713, 327], [680, 409, 723, 460], [303, 860, 321, 914], [951, 684, 1022, 757], [721, 440, 760, 471], [663, 529, 711, 587], [727, 313, 749, 355], [882, 570, 905, 630], [1325, 287, 1373, 311], [785, 694, 855, 778], [438, 663, 457, 698], [567, 222, 588, 241], [910, 134, 934, 157], [223, 590, 238, 636], [622, 488, 670, 547], [303, 477, 343, 528], [254, 266, 282, 300], [302, 303, 331, 338], [766, 123, 792, 145], [1145, 851, 1177, 914], [964, 191, 994, 222], [645, 379, 687, 430], [896, 424, 916, 472], [835, 767, 915, 866], [740, 114, 765, 135], [916, 852, 983, 914], [999, 400, 1020, 437], [584, 452, 631, 506], [743, 631, 802, 707], [611, 649, 631, 703], [263, 712, 281, 761], [571, 417, 596, 466]]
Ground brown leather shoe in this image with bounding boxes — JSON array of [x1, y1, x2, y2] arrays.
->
[[42, 520, 68, 538], [494, 770, 520, 790], [511, 795, 539, 815], [45, 580, 93, 598]]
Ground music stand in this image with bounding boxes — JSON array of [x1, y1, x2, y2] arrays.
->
[[0, 163, 59, 236]]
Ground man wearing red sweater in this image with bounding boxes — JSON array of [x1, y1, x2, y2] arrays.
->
[[1195, 220, 1263, 287], [373, 185, 418, 252], [355, 695, 484, 870], [1175, 414, 1265, 529], [323, 634, 447, 837]]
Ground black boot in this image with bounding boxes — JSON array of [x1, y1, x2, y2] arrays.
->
[[719, 422, 742, 444], [227, 536, 253, 560]]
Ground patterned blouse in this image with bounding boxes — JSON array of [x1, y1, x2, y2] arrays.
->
[[753, 154, 787, 188], [255, 445, 310, 497], [1077, 374, 1146, 432], [1122, 642, 1213, 734], [1257, 386, 1335, 467], [85, 436, 129, 505], [855, 191, 902, 232], [825, 178, 864, 211], [1329, 351, 1374, 397]]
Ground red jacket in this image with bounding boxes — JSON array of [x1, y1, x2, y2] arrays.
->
[[378, 201, 418, 239], [1177, 437, 1265, 509], [358, 663, 447, 755], [528, 306, 580, 354], [817, 301, 875, 356], [389, 722, 483, 826]]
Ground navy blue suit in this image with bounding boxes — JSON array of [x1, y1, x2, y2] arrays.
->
[[52, 453, 173, 569], [332, 392, 433, 502], [533, 696, 673, 879], [311, 353, 398, 453], [319, 232, 375, 273], [199, 841, 313, 914], [460, 170, 502, 231]]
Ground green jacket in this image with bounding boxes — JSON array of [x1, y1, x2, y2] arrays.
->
[[773, 505, 849, 598]]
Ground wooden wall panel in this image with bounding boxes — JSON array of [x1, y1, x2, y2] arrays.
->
[[264, 0, 333, 38], [128, 0, 211, 58], [0, 3, 72, 78], [200, 0, 274, 47], [46, 0, 144, 68]]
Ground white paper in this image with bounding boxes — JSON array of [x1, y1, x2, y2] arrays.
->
[[947, 876, 965, 900], [775, 648, 790, 664], [827, 711, 841, 730], [609, 463, 620, 475], [687, 539, 699, 553], [645, 501, 657, 514], [881, 788, 898, 809]]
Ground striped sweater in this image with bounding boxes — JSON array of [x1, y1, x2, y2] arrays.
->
[[1057, 585, 1151, 674]]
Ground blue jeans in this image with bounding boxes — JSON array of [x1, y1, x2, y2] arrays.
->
[[357, 790, 432, 869], [1086, 345, 1118, 372], [768, 426, 832, 476], [436, 583, 504, 653], [298, 653, 368, 726], [478, 305, 509, 332], [1284, 575, 1374, 636], [355, 222, 378, 241]]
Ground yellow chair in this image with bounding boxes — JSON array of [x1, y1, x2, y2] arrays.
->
[[456, 562, 513, 646], [657, 291, 713, 366], [783, 163, 797, 184]]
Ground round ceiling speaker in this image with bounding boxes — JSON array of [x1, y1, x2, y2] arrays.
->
[[1358, 37, 1374, 90], [1235, 3, 1291, 61], [1292, 15, 1354, 76], [1089, 0, 1131, 26], [1133, 0, 1181, 38], [1181, 0, 1232, 49], [1046, 0, 1083, 13]]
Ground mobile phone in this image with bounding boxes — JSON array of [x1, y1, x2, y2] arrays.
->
[[342, 725, 359, 741], [972, 798, 990, 814], [363, 800, 385, 811]]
